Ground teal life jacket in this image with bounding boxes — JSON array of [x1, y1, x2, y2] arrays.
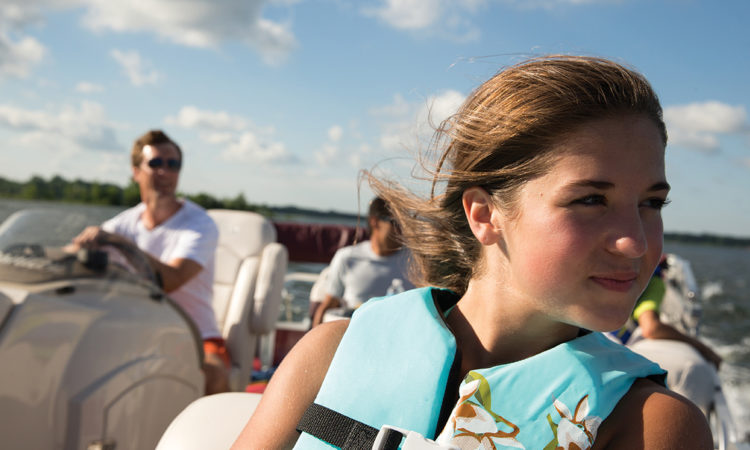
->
[[295, 287, 666, 449]]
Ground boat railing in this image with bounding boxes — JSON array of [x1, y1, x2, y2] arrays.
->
[[662, 254, 703, 336], [280, 271, 319, 323]]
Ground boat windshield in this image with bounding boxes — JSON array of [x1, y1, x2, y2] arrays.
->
[[0, 209, 157, 286], [0, 209, 91, 250]]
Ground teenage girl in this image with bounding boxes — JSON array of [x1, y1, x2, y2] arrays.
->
[[233, 55, 712, 450]]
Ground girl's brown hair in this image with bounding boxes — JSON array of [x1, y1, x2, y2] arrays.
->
[[371, 55, 667, 295]]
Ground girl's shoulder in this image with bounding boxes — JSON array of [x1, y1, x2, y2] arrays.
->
[[232, 320, 349, 449], [594, 378, 713, 449]]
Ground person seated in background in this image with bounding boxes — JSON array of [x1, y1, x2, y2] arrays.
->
[[311, 197, 414, 327], [610, 257, 723, 415], [611, 257, 723, 369], [70, 129, 229, 395]]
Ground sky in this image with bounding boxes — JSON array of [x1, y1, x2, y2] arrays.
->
[[0, 0, 749, 238]]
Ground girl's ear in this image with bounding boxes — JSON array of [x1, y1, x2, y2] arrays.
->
[[463, 187, 503, 246]]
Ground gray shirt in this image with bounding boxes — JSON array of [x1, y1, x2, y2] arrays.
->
[[323, 240, 413, 309]]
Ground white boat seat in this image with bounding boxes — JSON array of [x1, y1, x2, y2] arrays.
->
[[155, 392, 262, 450], [309, 265, 331, 305], [307, 265, 330, 319], [628, 338, 719, 416], [208, 209, 288, 391]]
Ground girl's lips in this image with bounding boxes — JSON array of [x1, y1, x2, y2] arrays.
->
[[590, 274, 638, 292]]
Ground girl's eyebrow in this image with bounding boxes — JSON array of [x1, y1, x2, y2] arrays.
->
[[567, 180, 613, 190], [648, 181, 671, 192], [563, 180, 671, 192]]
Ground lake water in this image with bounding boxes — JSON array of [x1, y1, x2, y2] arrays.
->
[[1, 198, 748, 437], [664, 241, 750, 436]]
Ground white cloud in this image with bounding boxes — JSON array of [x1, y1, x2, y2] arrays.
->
[[110, 49, 160, 86], [362, 0, 626, 40], [328, 125, 343, 142], [221, 131, 297, 164], [665, 101, 746, 134], [664, 101, 748, 152], [0, 101, 121, 151], [0, 4, 38, 28], [314, 143, 339, 167], [166, 106, 250, 131], [361, 0, 484, 42], [1, 1, 298, 70], [306, 92, 465, 177], [165, 105, 295, 166], [314, 126, 345, 168], [422, 90, 465, 127], [0, 1, 72, 29], [371, 93, 411, 117], [377, 89, 465, 152], [497, 0, 623, 9], [0, 32, 46, 79], [345, 143, 373, 169], [83, 0, 297, 65], [365, 0, 444, 30], [75, 81, 104, 93], [200, 131, 235, 145]]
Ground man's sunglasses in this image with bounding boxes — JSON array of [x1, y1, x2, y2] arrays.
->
[[146, 157, 182, 171]]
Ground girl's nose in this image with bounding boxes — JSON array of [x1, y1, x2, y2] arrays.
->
[[607, 209, 648, 258]]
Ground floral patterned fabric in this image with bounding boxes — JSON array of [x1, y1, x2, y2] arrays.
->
[[435, 331, 665, 450], [436, 372, 602, 449], [295, 288, 665, 449]]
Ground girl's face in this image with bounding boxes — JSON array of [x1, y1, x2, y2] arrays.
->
[[499, 114, 668, 333]]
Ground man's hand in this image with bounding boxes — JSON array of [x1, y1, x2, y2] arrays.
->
[[70, 226, 123, 249], [68, 226, 203, 293], [639, 309, 723, 370], [64, 226, 108, 253], [312, 294, 342, 328]]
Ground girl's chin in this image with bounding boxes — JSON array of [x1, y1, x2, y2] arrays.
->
[[569, 310, 631, 335]]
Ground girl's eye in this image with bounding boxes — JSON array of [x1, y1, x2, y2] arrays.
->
[[641, 197, 671, 210], [573, 195, 606, 206]]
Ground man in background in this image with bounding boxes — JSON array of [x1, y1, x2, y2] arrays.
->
[[613, 258, 722, 369], [609, 257, 723, 414], [312, 197, 414, 327], [71, 129, 228, 394]]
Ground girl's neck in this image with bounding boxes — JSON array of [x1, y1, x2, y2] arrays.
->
[[447, 278, 580, 376]]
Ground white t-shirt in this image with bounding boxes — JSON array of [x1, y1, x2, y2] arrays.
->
[[103, 199, 220, 339], [324, 240, 414, 309]]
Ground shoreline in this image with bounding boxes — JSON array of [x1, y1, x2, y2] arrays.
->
[[2, 196, 749, 247]]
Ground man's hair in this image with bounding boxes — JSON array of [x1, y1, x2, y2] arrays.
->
[[131, 129, 183, 168], [368, 197, 391, 220]]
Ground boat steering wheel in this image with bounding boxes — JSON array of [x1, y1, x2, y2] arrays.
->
[[93, 237, 162, 289]]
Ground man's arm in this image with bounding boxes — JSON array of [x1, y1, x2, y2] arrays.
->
[[638, 310, 722, 369], [312, 249, 348, 328], [141, 254, 203, 293], [312, 293, 342, 328], [71, 226, 203, 293]]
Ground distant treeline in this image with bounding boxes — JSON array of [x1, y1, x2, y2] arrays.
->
[[0, 174, 272, 216], [664, 232, 750, 248], [2, 175, 747, 246], [0, 174, 361, 223]]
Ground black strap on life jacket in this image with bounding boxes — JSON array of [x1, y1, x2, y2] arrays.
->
[[296, 402, 404, 449]]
